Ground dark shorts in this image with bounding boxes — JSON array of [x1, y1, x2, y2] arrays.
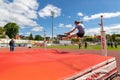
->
[[77, 33, 84, 37]]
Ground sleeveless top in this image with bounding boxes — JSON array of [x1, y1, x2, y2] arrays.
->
[[75, 24, 85, 34]]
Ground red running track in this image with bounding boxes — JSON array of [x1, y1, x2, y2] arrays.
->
[[0, 48, 112, 80]]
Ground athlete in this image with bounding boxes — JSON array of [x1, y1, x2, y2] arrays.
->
[[62, 20, 85, 48], [62, 20, 85, 40]]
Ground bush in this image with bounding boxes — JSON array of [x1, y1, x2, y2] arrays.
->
[[0, 35, 6, 38]]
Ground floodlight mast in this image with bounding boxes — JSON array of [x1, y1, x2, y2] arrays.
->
[[51, 11, 55, 45], [44, 30, 46, 49]]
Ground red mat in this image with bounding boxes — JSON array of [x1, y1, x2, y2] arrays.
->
[[0, 49, 112, 80]]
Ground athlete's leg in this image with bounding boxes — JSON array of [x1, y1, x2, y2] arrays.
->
[[62, 34, 77, 40], [77, 37, 81, 49]]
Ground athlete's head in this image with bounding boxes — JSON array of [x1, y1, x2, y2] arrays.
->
[[74, 21, 80, 25]]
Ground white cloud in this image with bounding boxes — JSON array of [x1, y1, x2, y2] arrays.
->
[[65, 24, 73, 28], [10, 0, 38, 18], [67, 16, 71, 19], [105, 24, 120, 34], [58, 23, 73, 28], [32, 26, 43, 32], [0, 21, 6, 27], [25, 32, 31, 36], [85, 28, 100, 36], [77, 12, 83, 16], [83, 12, 120, 21], [0, 0, 39, 27], [58, 23, 64, 27], [14, 0, 38, 10], [19, 32, 23, 35], [85, 24, 120, 36], [26, 32, 31, 35], [38, 4, 61, 18]]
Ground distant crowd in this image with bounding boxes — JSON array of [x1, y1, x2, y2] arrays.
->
[[107, 41, 118, 48]]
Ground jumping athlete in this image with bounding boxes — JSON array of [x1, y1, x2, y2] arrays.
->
[[62, 20, 85, 48]]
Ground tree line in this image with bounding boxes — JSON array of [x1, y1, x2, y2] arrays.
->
[[0, 22, 44, 40], [1, 22, 120, 42]]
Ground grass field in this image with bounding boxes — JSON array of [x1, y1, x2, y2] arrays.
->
[[36, 44, 120, 50]]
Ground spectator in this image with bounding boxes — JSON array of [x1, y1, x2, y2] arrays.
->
[[9, 38, 15, 51], [84, 41, 88, 48], [110, 42, 113, 48], [114, 41, 118, 48]]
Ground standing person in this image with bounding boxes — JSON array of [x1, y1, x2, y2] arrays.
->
[[114, 41, 118, 48], [9, 38, 15, 51], [84, 41, 88, 48], [62, 21, 85, 48], [110, 41, 113, 48]]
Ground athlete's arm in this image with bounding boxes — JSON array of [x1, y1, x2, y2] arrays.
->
[[65, 27, 77, 35]]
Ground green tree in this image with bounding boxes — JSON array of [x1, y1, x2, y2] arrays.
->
[[0, 27, 5, 35], [4, 23, 19, 38], [0, 27, 6, 38], [71, 38, 79, 44], [84, 37, 94, 42], [34, 35, 43, 40], [106, 34, 111, 40], [29, 33, 33, 40], [111, 34, 116, 41]]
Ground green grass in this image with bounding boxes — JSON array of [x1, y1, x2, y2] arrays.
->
[[35, 45, 120, 50]]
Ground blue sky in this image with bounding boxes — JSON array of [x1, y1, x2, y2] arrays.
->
[[0, 0, 120, 37]]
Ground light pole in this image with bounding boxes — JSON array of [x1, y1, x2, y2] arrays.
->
[[51, 11, 55, 45], [44, 30, 46, 49]]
